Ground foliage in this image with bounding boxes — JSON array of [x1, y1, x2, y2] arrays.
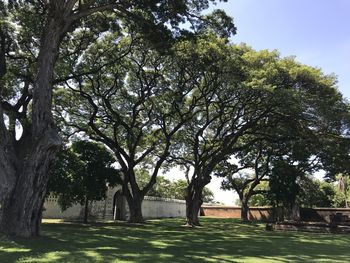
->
[[248, 181, 271, 206], [297, 177, 336, 208], [54, 32, 237, 222], [49, 141, 120, 211], [214, 46, 350, 213], [248, 176, 340, 208], [170, 42, 350, 224], [135, 170, 214, 202], [55, 35, 204, 221]]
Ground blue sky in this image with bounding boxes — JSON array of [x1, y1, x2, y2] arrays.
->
[[213, 0, 350, 100]]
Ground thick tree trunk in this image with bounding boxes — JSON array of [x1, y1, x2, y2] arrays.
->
[[126, 195, 144, 223], [185, 183, 204, 227], [241, 201, 249, 222], [0, 107, 17, 222], [121, 169, 145, 223], [0, 15, 65, 237], [0, 132, 60, 237]]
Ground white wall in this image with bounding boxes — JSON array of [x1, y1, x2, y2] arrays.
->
[[141, 196, 186, 219], [43, 188, 187, 221], [43, 196, 108, 220]]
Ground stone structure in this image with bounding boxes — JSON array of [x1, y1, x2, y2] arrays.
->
[[43, 186, 186, 221]]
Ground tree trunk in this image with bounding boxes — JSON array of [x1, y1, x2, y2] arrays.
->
[[185, 183, 204, 227], [0, 15, 66, 237], [0, 134, 60, 237], [241, 201, 249, 222], [121, 169, 145, 223], [290, 203, 300, 221], [0, 107, 17, 223], [83, 197, 89, 224], [126, 195, 144, 223]]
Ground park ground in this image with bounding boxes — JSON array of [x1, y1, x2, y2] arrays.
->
[[1, 218, 350, 263]]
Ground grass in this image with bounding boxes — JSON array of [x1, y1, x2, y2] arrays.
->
[[1, 218, 350, 262]]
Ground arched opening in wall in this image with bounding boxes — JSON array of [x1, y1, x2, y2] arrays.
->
[[113, 191, 125, 220]]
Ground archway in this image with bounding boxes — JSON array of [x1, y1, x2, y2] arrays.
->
[[113, 191, 125, 220]]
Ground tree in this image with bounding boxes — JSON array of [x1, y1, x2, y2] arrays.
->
[[171, 46, 303, 226], [0, 0, 233, 237], [55, 37, 200, 223], [217, 158, 270, 221], [49, 141, 120, 223], [216, 137, 280, 221], [213, 46, 350, 222], [268, 160, 310, 221], [55, 26, 239, 223], [216, 108, 321, 221], [248, 177, 338, 208]]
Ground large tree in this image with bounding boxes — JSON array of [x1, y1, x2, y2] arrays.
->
[[0, 0, 232, 237], [54, 33, 236, 222], [173, 45, 350, 226], [170, 47, 290, 226]]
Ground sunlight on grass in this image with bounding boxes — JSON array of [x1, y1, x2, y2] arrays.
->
[[148, 240, 169, 249], [42, 219, 65, 224], [0, 218, 350, 262], [82, 250, 102, 261], [19, 251, 70, 262], [0, 247, 31, 253]]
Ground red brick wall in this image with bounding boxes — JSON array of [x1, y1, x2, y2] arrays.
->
[[201, 206, 242, 218], [201, 206, 350, 222], [201, 206, 274, 221]]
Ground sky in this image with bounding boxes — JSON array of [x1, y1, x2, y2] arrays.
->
[[165, 0, 350, 205], [217, 0, 350, 100]]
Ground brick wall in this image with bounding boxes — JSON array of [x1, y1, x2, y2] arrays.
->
[[201, 206, 350, 222], [201, 206, 275, 221]]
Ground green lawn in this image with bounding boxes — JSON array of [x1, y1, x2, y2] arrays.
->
[[1, 218, 350, 263]]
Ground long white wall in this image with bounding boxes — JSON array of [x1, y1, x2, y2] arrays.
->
[[43, 188, 187, 221]]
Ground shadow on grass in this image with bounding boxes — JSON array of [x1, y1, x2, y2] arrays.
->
[[1, 218, 350, 262]]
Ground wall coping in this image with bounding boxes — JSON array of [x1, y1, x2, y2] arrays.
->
[[301, 207, 350, 211], [202, 206, 273, 209], [202, 205, 350, 212], [144, 196, 186, 204]]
